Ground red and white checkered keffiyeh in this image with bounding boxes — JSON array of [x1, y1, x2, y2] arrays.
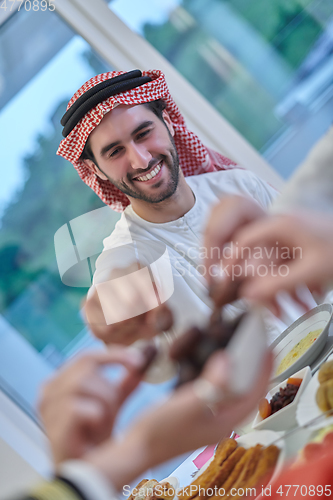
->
[[57, 69, 236, 212]]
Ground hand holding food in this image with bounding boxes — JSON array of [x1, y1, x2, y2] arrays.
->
[[203, 195, 266, 288], [85, 277, 173, 346], [212, 212, 333, 308], [84, 346, 272, 491], [38, 346, 156, 465], [169, 309, 245, 385]]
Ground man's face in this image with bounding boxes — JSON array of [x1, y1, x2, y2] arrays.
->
[[85, 104, 180, 204]]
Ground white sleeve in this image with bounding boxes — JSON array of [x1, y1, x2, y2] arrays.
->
[[59, 460, 119, 500], [253, 176, 279, 209], [240, 170, 280, 209]]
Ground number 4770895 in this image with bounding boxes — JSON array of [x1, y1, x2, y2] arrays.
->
[[0, 0, 55, 11], [275, 485, 331, 496]]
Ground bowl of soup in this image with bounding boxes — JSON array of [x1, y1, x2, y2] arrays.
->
[[271, 304, 333, 384]]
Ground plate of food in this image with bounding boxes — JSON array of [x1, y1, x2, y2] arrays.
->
[[270, 303, 333, 384], [176, 432, 285, 500], [252, 366, 311, 431], [296, 354, 333, 430]]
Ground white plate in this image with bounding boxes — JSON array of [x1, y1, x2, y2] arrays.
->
[[296, 353, 333, 430], [192, 454, 214, 479], [271, 304, 333, 384], [252, 366, 311, 432], [160, 476, 180, 491], [310, 327, 333, 374]]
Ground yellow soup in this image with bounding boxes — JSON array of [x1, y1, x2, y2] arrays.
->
[[276, 329, 322, 376]]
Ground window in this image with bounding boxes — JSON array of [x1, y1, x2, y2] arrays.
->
[[0, 6, 118, 416], [0, 10, 179, 456], [109, 0, 333, 178]]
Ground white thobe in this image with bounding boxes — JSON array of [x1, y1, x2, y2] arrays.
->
[[93, 169, 313, 345]]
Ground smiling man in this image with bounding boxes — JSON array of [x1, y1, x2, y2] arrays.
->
[[80, 101, 193, 223], [57, 69, 314, 352]]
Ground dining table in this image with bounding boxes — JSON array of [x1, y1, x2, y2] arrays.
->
[[161, 317, 333, 494]]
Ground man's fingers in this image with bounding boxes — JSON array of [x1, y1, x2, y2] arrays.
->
[[71, 346, 147, 371], [51, 397, 112, 463], [204, 196, 262, 249], [241, 261, 311, 303], [200, 350, 230, 389], [233, 216, 288, 253], [209, 275, 241, 307], [204, 196, 266, 283], [146, 303, 173, 332], [39, 347, 147, 423], [90, 313, 147, 345], [117, 367, 146, 405]]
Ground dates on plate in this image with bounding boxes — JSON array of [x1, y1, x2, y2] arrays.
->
[[259, 381, 302, 420]]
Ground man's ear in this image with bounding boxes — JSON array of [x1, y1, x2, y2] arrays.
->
[[82, 159, 108, 181], [162, 110, 175, 137]]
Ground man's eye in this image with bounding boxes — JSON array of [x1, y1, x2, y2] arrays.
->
[[109, 147, 121, 158], [137, 129, 151, 140]]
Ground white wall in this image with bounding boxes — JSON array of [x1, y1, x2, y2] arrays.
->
[[0, 436, 43, 500], [0, 316, 53, 497], [0, 389, 52, 499]]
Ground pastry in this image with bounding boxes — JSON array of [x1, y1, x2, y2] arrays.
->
[[318, 360, 333, 384], [316, 379, 333, 412], [129, 479, 176, 500], [177, 438, 238, 500], [179, 440, 280, 500]]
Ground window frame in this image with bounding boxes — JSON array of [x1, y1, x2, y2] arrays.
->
[[53, 0, 284, 189]]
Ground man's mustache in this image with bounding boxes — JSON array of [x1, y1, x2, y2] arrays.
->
[[129, 158, 164, 181]]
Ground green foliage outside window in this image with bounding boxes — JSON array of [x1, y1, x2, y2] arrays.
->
[[143, 0, 328, 150]]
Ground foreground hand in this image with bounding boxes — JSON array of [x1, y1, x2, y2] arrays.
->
[[38, 347, 149, 464], [225, 212, 333, 306], [85, 349, 272, 490], [138, 348, 272, 457], [203, 196, 266, 306]]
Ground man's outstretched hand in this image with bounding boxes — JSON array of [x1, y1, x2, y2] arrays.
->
[[84, 262, 173, 346], [38, 346, 152, 464]]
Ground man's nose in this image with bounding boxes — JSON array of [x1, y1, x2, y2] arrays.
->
[[127, 143, 152, 170]]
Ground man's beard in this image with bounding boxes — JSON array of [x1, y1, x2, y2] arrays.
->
[[100, 137, 180, 204]]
